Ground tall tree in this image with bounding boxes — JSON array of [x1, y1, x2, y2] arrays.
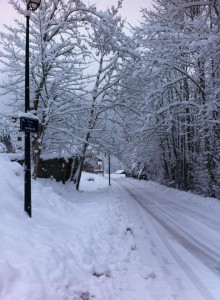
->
[[0, 0, 137, 190], [119, 0, 220, 197]]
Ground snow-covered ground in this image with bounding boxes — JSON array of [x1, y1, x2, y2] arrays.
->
[[114, 178, 220, 300], [0, 155, 219, 300]]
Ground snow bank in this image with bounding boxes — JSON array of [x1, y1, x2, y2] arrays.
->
[[0, 157, 150, 300]]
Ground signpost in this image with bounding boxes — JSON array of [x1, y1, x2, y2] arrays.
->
[[20, 117, 39, 133], [22, 0, 41, 218], [20, 116, 39, 218]]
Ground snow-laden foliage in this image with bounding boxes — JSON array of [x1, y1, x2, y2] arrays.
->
[[0, 113, 17, 153], [1, 0, 219, 197], [0, 0, 136, 187], [118, 0, 220, 197]]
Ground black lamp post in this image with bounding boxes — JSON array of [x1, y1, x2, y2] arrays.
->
[[24, 0, 41, 218], [108, 137, 115, 186], [108, 153, 111, 186]]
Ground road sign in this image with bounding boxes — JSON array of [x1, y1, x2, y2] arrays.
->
[[20, 117, 39, 133]]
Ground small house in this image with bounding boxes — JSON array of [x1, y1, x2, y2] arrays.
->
[[94, 157, 103, 173]]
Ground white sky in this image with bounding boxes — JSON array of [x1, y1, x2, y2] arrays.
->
[[0, 0, 152, 30], [92, 0, 152, 24]]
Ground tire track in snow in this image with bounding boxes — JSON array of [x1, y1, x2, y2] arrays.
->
[[117, 181, 220, 300], [123, 185, 220, 275], [143, 188, 220, 232], [138, 192, 220, 269]]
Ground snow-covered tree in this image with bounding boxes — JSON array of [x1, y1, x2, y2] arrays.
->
[[70, 7, 136, 190], [119, 0, 220, 197], [0, 113, 14, 153], [0, 0, 138, 190]]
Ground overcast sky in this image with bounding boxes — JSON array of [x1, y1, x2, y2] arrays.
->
[[92, 0, 152, 24], [0, 0, 152, 30]]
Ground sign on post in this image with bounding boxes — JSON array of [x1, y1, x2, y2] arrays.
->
[[20, 117, 39, 133]]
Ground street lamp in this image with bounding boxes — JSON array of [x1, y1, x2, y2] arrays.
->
[[27, 0, 41, 11], [24, 0, 41, 218]]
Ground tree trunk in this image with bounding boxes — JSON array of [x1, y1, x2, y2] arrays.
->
[[32, 123, 44, 179], [70, 156, 79, 183], [75, 156, 85, 191]]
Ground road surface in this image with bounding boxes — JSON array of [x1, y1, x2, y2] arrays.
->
[[114, 177, 220, 300]]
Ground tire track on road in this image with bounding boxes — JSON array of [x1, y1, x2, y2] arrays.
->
[[119, 182, 220, 277]]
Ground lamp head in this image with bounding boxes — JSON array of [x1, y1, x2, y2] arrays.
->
[[27, 0, 41, 11]]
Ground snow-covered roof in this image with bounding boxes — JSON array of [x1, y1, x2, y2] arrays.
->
[[114, 170, 125, 174], [40, 153, 73, 161]]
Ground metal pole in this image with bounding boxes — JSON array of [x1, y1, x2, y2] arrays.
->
[[24, 7, 32, 217], [108, 153, 111, 186]]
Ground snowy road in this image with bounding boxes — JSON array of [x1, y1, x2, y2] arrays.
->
[[1, 159, 220, 300], [114, 178, 220, 300]]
